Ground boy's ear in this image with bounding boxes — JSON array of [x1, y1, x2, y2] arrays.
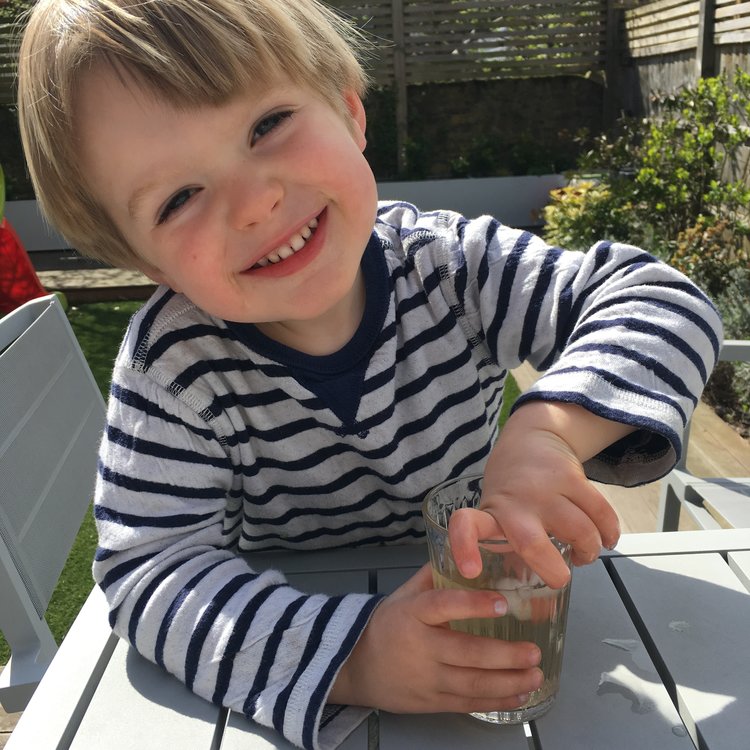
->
[[343, 90, 367, 151]]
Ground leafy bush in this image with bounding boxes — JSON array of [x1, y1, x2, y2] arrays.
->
[[671, 218, 750, 301], [544, 70, 750, 265], [544, 71, 750, 429], [543, 178, 643, 251]]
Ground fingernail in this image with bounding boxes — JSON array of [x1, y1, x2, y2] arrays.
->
[[516, 693, 531, 706], [493, 598, 508, 616], [532, 668, 545, 689]]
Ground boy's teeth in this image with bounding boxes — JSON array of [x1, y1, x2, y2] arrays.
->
[[253, 216, 319, 269]]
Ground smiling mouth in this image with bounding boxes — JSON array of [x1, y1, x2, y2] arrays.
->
[[252, 216, 319, 269]]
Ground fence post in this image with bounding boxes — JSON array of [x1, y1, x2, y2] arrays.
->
[[604, 0, 621, 126], [696, 0, 716, 79], [391, 0, 408, 175]]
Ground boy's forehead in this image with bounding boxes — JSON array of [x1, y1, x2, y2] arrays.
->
[[74, 63, 305, 132]]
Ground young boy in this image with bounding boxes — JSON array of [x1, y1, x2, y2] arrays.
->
[[18, 1, 721, 748]]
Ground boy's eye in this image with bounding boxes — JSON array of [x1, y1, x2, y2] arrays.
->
[[157, 187, 200, 225], [251, 110, 294, 145]]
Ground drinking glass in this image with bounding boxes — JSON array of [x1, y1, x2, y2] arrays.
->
[[423, 474, 573, 724]]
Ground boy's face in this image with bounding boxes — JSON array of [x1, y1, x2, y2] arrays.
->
[[75, 67, 378, 334]]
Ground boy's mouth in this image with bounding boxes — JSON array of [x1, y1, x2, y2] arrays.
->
[[251, 215, 320, 269]]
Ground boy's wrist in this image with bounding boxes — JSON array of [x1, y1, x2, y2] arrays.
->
[[508, 400, 636, 462]]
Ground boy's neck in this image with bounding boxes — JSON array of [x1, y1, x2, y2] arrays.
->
[[254, 270, 366, 357]]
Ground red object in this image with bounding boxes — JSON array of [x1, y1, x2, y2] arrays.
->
[[0, 217, 48, 315]]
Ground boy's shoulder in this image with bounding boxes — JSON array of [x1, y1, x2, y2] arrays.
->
[[374, 200, 469, 265], [117, 287, 226, 371], [375, 200, 463, 237]]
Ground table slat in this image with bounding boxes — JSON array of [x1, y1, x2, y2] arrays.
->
[[375, 566, 419, 594], [5, 587, 117, 750], [728, 550, 750, 591], [246, 545, 428, 577], [221, 710, 369, 749], [380, 712, 530, 749], [603, 529, 750, 557], [533, 562, 692, 749], [284, 570, 369, 596], [610, 553, 750, 750], [69, 639, 222, 750]]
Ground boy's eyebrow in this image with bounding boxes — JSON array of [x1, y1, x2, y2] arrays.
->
[[128, 181, 161, 221]]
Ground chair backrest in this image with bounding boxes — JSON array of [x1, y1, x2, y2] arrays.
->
[[0, 294, 106, 711]]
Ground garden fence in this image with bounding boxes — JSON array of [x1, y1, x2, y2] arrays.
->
[[2, 2, 750, 101], [332, 0, 609, 85], [1, 1, 749, 160], [621, 0, 750, 114]]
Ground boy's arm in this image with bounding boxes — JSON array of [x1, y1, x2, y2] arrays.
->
[[437, 214, 723, 582], [449, 216, 723, 483], [94, 371, 379, 750]]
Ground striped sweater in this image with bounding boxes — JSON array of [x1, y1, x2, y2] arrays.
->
[[93, 201, 722, 749]]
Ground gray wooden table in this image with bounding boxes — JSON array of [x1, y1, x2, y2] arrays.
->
[[7, 529, 750, 750]]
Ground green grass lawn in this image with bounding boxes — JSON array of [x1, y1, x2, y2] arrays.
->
[[0, 301, 521, 666]]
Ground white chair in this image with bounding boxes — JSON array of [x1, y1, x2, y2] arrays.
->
[[657, 340, 750, 531], [0, 294, 106, 712]]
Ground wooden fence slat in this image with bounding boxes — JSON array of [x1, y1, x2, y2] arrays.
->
[[402, 0, 602, 14], [718, 29, 750, 42], [625, 16, 700, 37], [629, 38, 699, 57], [625, 1, 700, 29], [626, 0, 694, 19], [410, 29, 606, 45], [716, 16, 750, 32], [627, 24, 700, 43], [715, 0, 750, 18]]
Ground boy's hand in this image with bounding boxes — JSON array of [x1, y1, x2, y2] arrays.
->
[[328, 565, 543, 712], [449, 401, 630, 588]]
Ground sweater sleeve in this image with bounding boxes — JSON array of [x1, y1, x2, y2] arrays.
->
[[92, 366, 381, 750], [440, 213, 723, 485]]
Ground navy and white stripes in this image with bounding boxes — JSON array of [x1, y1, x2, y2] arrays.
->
[[93, 201, 721, 749]]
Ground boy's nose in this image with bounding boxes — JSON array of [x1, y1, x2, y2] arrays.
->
[[227, 171, 283, 229]]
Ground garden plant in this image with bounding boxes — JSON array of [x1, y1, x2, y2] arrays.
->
[[543, 70, 750, 435]]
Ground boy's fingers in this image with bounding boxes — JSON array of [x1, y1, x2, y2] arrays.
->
[[435, 664, 544, 702], [436, 630, 541, 670], [527, 498, 603, 565], [499, 510, 571, 589], [448, 503, 571, 588], [568, 479, 621, 551], [447, 507, 505, 578], [414, 586, 509, 626]]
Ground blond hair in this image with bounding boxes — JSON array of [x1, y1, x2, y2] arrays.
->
[[17, 0, 369, 269]]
